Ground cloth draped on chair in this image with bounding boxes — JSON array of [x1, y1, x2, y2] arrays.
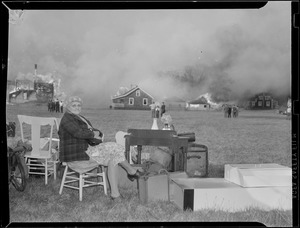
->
[[85, 141, 126, 166]]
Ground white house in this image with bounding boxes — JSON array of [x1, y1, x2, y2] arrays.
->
[[186, 97, 210, 111]]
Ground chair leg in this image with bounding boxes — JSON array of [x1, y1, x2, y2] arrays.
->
[[129, 149, 133, 164], [25, 157, 30, 174], [59, 164, 108, 201], [45, 159, 48, 185], [53, 162, 57, 180], [59, 165, 68, 194], [79, 174, 83, 201], [102, 166, 108, 195]]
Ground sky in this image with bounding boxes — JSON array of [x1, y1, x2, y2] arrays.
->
[[7, 2, 291, 107]]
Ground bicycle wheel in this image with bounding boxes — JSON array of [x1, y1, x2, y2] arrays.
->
[[11, 156, 26, 192]]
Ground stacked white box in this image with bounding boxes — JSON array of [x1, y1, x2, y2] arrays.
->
[[169, 163, 292, 212], [224, 163, 292, 187], [169, 178, 292, 212]]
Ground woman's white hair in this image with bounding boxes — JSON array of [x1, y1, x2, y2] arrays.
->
[[64, 96, 83, 108]]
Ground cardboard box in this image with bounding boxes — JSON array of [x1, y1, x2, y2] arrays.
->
[[224, 163, 292, 187], [138, 171, 169, 204], [170, 177, 292, 212]]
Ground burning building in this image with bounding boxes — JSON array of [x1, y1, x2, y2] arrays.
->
[[7, 64, 64, 103], [8, 79, 54, 103], [246, 93, 278, 110], [186, 93, 220, 111]]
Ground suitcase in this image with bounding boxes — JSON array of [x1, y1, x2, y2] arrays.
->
[[185, 143, 208, 177], [138, 169, 169, 204]]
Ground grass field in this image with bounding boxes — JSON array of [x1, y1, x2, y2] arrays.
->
[[6, 102, 293, 226]]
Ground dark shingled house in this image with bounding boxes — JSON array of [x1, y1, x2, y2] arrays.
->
[[111, 85, 154, 110]]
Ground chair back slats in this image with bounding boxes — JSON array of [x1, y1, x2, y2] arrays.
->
[[55, 118, 61, 129], [17, 115, 57, 156], [31, 121, 42, 155]]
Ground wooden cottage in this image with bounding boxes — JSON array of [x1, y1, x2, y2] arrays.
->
[[186, 97, 210, 111], [247, 93, 278, 110], [111, 85, 154, 110], [7, 79, 54, 103], [7, 79, 37, 103], [9, 89, 36, 103], [6, 80, 15, 102]]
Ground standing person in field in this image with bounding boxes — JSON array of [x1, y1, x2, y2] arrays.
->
[[227, 105, 232, 118], [55, 99, 60, 113], [155, 104, 160, 118], [52, 100, 55, 112], [48, 99, 52, 112], [160, 102, 166, 117], [58, 96, 143, 201], [232, 105, 238, 118], [60, 100, 64, 113], [149, 101, 156, 118], [223, 104, 228, 118]]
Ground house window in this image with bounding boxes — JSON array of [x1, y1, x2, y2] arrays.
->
[[136, 90, 140, 97], [258, 101, 262, 106], [265, 96, 270, 100], [252, 101, 255, 106], [143, 98, 148, 105], [129, 98, 134, 105], [266, 101, 270, 107], [258, 96, 263, 100]]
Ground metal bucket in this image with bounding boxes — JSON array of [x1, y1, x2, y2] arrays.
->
[[185, 143, 208, 177]]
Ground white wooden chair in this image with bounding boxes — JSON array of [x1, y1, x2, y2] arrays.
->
[[18, 115, 60, 185], [58, 133, 107, 201], [59, 161, 108, 201]]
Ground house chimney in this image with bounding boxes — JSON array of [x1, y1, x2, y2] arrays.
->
[[34, 64, 37, 76]]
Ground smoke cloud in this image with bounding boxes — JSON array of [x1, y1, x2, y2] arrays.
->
[[7, 2, 291, 107]]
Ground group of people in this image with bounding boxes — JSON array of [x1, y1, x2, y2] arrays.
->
[[58, 96, 143, 201], [48, 99, 63, 113], [149, 101, 166, 118], [223, 104, 239, 118]]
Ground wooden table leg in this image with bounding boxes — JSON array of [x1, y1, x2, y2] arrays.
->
[[173, 147, 178, 171], [137, 145, 142, 164], [125, 137, 130, 162]]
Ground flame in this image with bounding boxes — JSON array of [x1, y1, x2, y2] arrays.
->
[[14, 71, 66, 100], [199, 93, 219, 107]]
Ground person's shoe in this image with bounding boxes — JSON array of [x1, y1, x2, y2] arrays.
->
[[127, 170, 144, 181], [110, 194, 124, 202]]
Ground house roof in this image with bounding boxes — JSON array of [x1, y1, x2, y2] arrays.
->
[[112, 86, 154, 100], [187, 97, 208, 104]]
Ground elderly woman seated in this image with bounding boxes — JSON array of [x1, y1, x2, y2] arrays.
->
[[58, 96, 143, 201]]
